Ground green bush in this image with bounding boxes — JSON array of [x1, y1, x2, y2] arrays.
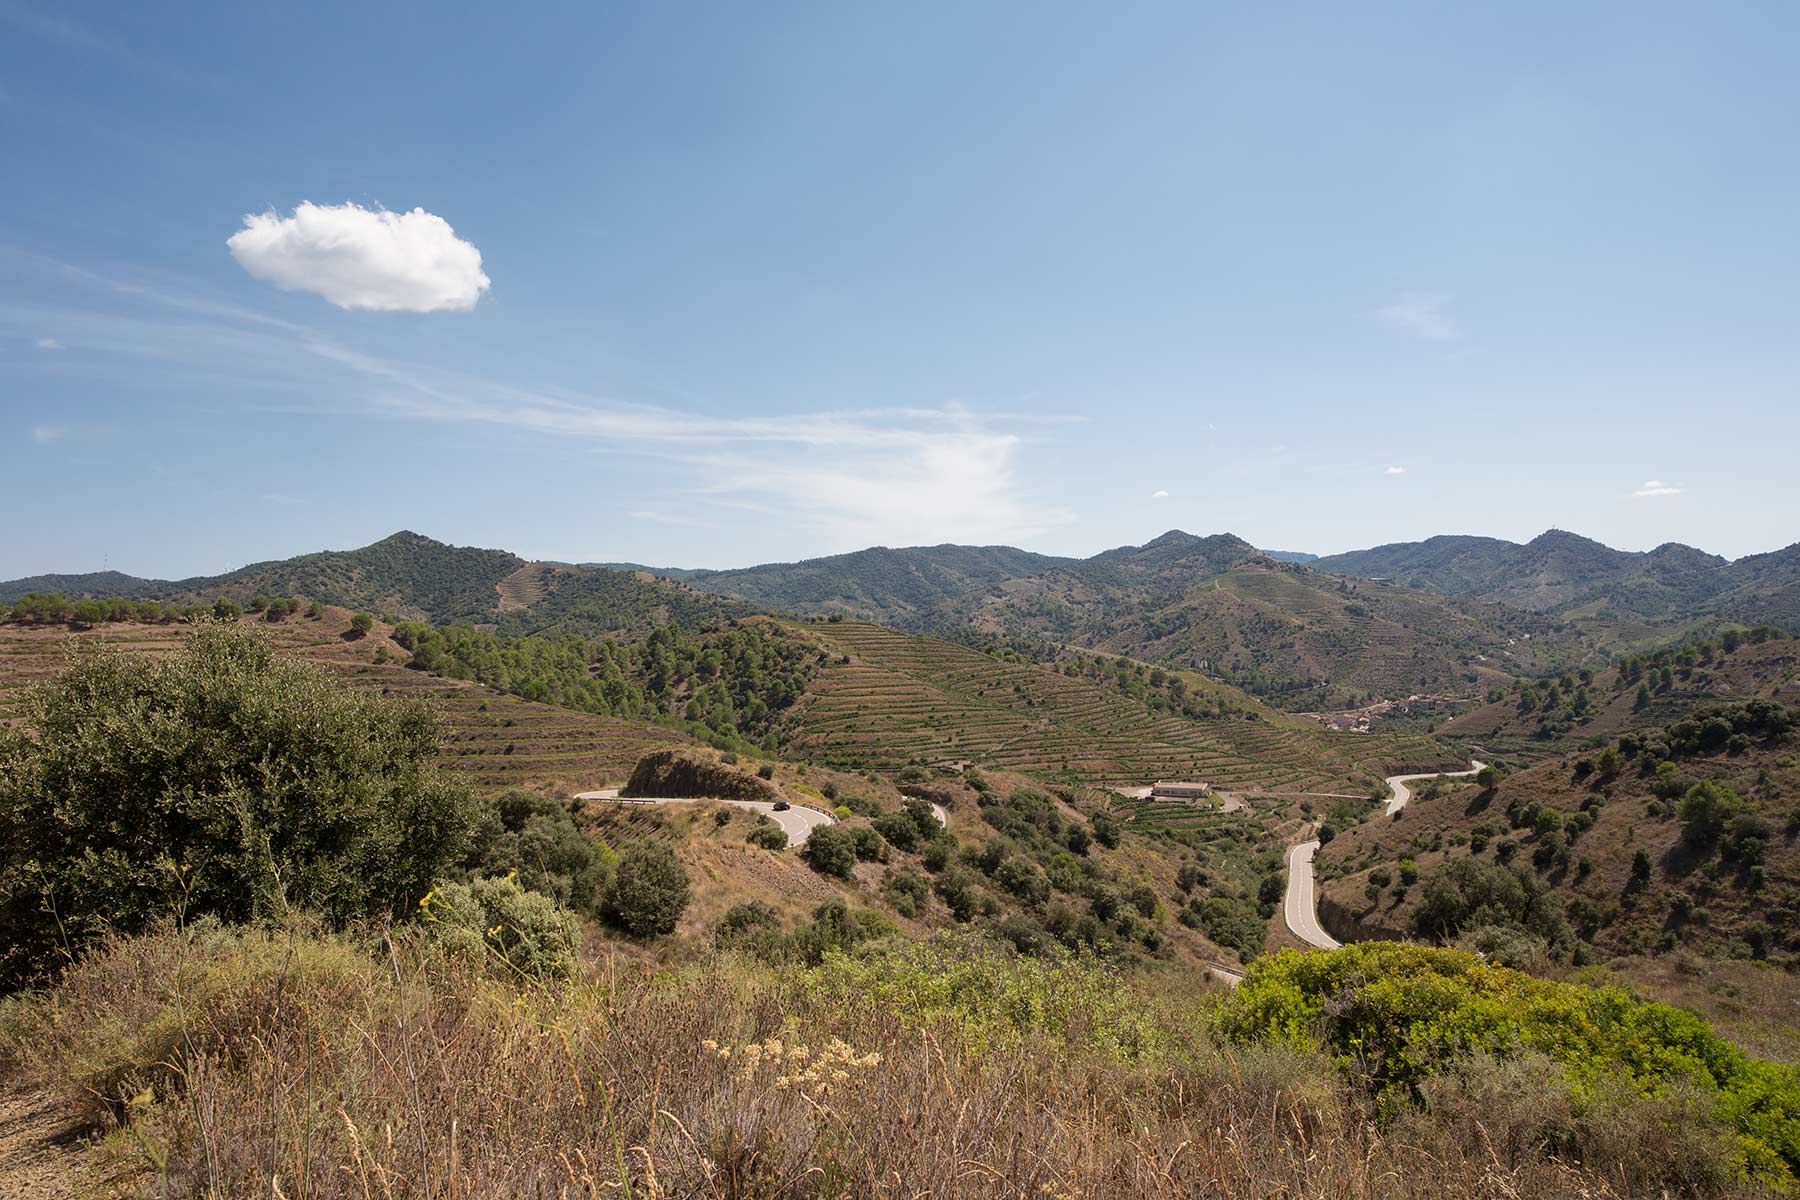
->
[[461, 790, 613, 914], [849, 825, 886, 862], [0, 623, 475, 991], [933, 865, 982, 922], [713, 900, 782, 948], [1220, 943, 1800, 1190], [873, 809, 922, 852], [883, 868, 931, 918], [802, 824, 859, 878], [602, 842, 690, 937], [420, 875, 579, 981], [746, 818, 789, 850]]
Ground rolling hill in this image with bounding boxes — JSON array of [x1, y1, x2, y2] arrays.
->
[[675, 543, 1075, 625], [936, 532, 1569, 709], [1313, 698, 1799, 983], [0, 532, 750, 643], [1313, 528, 1800, 630], [771, 618, 1459, 790]]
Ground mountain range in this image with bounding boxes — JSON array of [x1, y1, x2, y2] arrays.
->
[[4, 526, 1794, 710]]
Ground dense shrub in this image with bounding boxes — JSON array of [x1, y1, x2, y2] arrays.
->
[[1183, 895, 1266, 963], [746, 818, 789, 850], [713, 900, 783, 952], [933, 865, 982, 922], [848, 825, 887, 863], [1220, 943, 1800, 1190], [0, 623, 475, 991], [1411, 857, 1570, 953], [802, 824, 859, 878], [602, 843, 690, 937], [883, 868, 931, 918], [461, 790, 613, 913], [421, 875, 579, 981]]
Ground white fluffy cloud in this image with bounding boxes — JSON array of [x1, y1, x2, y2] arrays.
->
[[1632, 480, 1683, 498], [1384, 465, 1407, 475], [35, 337, 64, 350], [1150, 489, 1169, 499], [227, 202, 490, 312], [1375, 292, 1458, 341]]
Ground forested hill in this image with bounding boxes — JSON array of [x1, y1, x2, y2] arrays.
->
[[1312, 528, 1800, 625], [672, 543, 1077, 625], [0, 532, 744, 636]]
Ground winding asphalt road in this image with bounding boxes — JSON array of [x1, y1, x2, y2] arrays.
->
[[572, 789, 948, 847], [1282, 761, 1486, 951], [1383, 759, 1487, 816], [573, 787, 836, 845]]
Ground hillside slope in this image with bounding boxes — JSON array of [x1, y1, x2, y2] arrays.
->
[[679, 543, 1075, 625], [1314, 700, 1799, 973], [777, 619, 1459, 790], [948, 535, 1562, 709], [1315, 528, 1800, 631]]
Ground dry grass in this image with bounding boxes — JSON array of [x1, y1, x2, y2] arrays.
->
[[0, 921, 1690, 1200]]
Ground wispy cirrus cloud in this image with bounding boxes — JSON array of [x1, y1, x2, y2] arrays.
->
[[30, 424, 65, 444], [34, 337, 63, 350], [1631, 480, 1683, 498], [0, 260, 1074, 551], [1375, 292, 1459, 341]]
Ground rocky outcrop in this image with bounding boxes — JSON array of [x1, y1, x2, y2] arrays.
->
[[623, 750, 779, 803]]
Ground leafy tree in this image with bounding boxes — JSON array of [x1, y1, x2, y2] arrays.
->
[[0, 623, 475, 990], [212, 596, 241, 621], [602, 842, 690, 937], [1679, 780, 1745, 849], [883, 868, 931, 917], [349, 612, 375, 637]]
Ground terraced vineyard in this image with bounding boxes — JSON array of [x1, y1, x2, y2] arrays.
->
[[781, 620, 1458, 790], [0, 618, 689, 792]]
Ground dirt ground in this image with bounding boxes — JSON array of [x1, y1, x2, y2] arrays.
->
[[0, 1087, 90, 1200]]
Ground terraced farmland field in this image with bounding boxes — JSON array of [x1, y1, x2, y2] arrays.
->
[[782, 620, 1459, 790], [0, 617, 689, 793]]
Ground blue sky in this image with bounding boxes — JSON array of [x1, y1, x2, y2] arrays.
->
[[3, 1, 1796, 578]]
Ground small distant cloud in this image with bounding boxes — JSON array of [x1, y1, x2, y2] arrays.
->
[[227, 201, 490, 312], [1384, 465, 1407, 475], [1150, 489, 1170, 500], [1375, 292, 1459, 341], [1632, 480, 1684, 498], [35, 338, 63, 350], [260, 492, 303, 506], [31, 424, 65, 444]]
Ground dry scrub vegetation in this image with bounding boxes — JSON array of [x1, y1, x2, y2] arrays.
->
[[2, 921, 1772, 1200]]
